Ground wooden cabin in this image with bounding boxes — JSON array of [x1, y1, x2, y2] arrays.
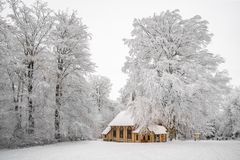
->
[[102, 110, 167, 142]]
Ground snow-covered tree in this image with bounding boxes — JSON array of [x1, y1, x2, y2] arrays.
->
[[230, 89, 240, 138], [51, 10, 95, 140], [88, 75, 119, 136], [7, 0, 54, 134], [219, 88, 240, 139], [0, 0, 27, 145], [89, 75, 112, 111], [0, 0, 103, 147], [122, 10, 230, 139]]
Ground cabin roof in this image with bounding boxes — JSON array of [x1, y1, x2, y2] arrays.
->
[[102, 126, 111, 135], [108, 110, 135, 126], [133, 124, 167, 134], [102, 109, 167, 135], [148, 125, 167, 134], [132, 126, 143, 133]]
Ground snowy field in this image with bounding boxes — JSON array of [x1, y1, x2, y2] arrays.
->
[[0, 140, 240, 160]]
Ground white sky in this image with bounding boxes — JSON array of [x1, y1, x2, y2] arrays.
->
[[23, 0, 240, 100]]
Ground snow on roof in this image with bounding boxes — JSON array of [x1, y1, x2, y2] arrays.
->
[[133, 124, 167, 134], [105, 109, 167, 134], [148, 125, 167, 134], [108, 110, 135, 126], [102, 126, 111, 135], [132, 126, 143, 133]]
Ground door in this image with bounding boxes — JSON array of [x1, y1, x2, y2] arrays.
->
[[141, 135, 147, 142], [160, 134, 166, 142]]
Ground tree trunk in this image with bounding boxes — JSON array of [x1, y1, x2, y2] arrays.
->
[[11, 77, 23, 138], [55, 82, 61, 140], [168, 115, 177, 141], [97, 87, 101, 111], [55, 56, 63, 140], [27, 60, 34, 134], [168, 127, 177, 141], [14, 79, 23, 137]]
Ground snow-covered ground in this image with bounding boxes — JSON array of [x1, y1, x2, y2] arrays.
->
[[0, 140, 240, 160]]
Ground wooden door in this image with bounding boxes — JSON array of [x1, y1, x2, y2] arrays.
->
[[141, 135, 147, 142], [160, 134, 166, 142]]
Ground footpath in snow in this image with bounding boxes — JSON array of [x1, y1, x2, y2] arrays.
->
[[0, 140, 240, 160]]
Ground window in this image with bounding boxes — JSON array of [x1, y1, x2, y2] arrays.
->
[[120, 127, 124, 138], [127, 127, 132, 139], [136, 135, 138, 141], [148, 135, 150, 140], [113, 128, 116, 138]]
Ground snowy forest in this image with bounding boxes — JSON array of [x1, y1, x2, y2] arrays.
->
[[0, 0, 240, 148]]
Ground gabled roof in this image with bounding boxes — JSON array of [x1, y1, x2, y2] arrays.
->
[[133, 124, 167, 134], [148, 125, 167, 134], [102, 126, 111, 135], [132, 125, 146, 133], [108, 110, 135, 126], [102, 109, 167, 135]]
